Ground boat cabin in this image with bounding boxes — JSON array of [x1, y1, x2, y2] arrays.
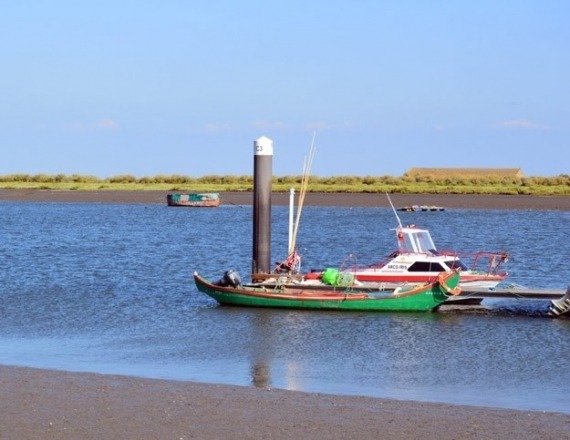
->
[[395, 226, 469, 272]]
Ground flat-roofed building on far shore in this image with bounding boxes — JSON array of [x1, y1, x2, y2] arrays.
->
[[404, 168, 525, 178]]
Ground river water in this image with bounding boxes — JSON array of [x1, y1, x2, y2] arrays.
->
[[0, 201, 569, 413]]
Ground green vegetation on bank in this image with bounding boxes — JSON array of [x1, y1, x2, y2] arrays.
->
[[0, 173, 568, 196]]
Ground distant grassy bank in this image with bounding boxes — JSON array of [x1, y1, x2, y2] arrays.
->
[[0, 173, 568, 196]]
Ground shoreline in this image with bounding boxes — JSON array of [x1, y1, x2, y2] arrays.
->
[[0, 189, 568, 210], [1, 365, 568, 439]]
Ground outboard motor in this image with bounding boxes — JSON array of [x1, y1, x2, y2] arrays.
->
[[215, 270, 242, 288]]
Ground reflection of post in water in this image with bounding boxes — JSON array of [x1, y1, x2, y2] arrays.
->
[[248, 311, 305, 391], [249, 309, 274, 389], [251, 362, 270, 388]]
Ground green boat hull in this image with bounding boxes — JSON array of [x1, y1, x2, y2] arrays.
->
[[167, 193, 220, 207], [194, 271, 460, 312]]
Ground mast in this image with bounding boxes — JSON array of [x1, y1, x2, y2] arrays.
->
[[386, 192, 403, 228], [290, 132, 317, 254], [288, 188, 295, 255]]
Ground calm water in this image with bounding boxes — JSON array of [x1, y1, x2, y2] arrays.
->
[[0, 201, 569, 413]]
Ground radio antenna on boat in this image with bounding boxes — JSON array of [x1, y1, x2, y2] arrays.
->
[[386, 193, 403, 228], [289, 132, 317, 254]]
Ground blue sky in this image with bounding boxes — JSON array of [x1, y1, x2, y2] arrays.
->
[[1, 1, 568, 178]]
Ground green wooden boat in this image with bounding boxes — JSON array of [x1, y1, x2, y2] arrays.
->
[[194, 270, 461, 312]]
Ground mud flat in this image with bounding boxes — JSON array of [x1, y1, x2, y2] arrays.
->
[[0, 366, 568, 440], [0, 189, 568, 210]]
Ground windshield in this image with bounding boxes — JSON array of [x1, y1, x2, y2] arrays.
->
[[399, 229, 437, 253]]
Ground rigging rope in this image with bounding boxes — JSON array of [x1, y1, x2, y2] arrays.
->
[[289, 132, 317, 255]]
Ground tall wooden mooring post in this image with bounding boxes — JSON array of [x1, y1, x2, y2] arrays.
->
[[252, 136, 273, 276]]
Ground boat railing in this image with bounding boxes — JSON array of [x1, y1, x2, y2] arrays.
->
[[437, 250, 509, 275]]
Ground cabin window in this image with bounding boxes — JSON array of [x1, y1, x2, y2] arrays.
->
[[413, 231, 436, 252], [442, 259, 469, 271], [400, 231, 437, 253], [407, 262, 446, 272], [400, 234, 416, 253]]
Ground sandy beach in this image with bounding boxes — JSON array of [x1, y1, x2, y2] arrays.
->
[[1, 189, 569, 439], [0, 365, 568, 440]]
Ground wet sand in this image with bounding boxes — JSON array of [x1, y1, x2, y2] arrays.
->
[[0, 189, 568, 210], [0, 366, 568, 440], [1, 190, 569, 438]]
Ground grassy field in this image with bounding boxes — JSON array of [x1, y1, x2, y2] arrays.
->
[[0, 173, 568, 196]]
